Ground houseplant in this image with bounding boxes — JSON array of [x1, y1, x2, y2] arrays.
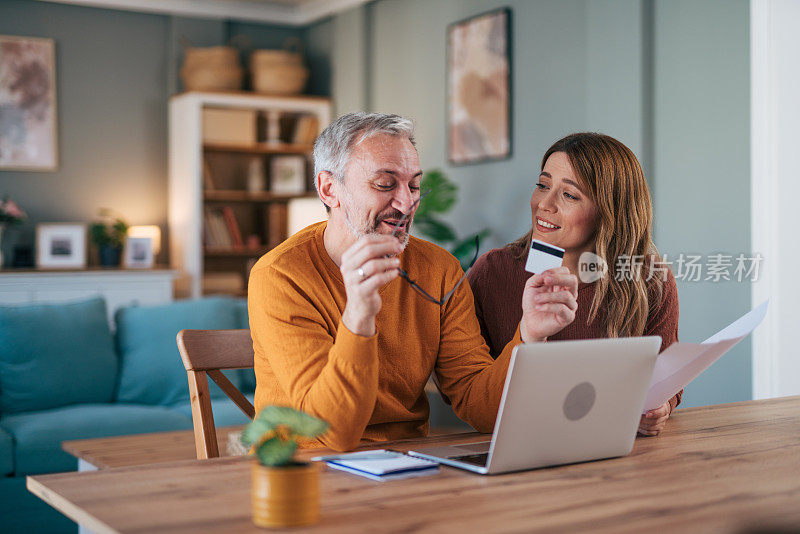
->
[[241, 406, 329, 528], [413, 170, 489, 269], [89, 208, 128, 267], [0, 197, 27, 268]]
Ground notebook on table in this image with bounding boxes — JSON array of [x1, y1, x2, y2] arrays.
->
[[314, 450, 439, 482]]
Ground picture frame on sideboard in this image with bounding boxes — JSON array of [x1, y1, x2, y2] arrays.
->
[[36, 223, 86, 269], [123, 236, 154, 268]]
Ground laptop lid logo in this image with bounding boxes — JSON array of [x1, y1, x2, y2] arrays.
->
[[563, 382, 596, 421]]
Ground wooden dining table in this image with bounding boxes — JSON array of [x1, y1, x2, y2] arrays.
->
[[28, 396, 800, 533]]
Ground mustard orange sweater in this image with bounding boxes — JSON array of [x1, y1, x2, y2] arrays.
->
[[248, 222, 520, 451]]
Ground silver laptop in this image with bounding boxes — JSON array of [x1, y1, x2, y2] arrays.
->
[[408, 336, 661, 475]]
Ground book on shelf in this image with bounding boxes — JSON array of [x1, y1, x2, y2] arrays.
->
[[203, 208, 217, 247], [213, 210, 232, 248], [221, 206, 244, 248], [293, 115, 319, 145], [204, 207, 233, 248]]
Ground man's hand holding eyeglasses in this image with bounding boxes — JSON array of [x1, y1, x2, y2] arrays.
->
[[520, 267, 578, 343], [340, 235, 403, 337]]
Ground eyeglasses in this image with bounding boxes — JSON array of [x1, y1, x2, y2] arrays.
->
[[398, 235, 480, 306], [390, 189, 480, 306]]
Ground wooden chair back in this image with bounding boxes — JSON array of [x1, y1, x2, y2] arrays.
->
[[177, 329, 256, 459]]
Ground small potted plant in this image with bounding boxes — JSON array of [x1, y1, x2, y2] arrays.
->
[[241, 406, 329, 528], [89, 208, 128, 267]]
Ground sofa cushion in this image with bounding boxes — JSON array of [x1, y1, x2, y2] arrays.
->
[[0, 426, 13, 476], [115, 297, 243, 406], [0, 403, 193, 475], [0, 297, 117, 414], [169, 393, 255, 428]]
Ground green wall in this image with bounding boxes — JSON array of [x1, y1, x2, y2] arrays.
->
[[321, 0, 751, 408], [652, 0, 751, 406]]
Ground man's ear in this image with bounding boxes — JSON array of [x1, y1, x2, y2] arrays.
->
[[317, 171, 341, 210]]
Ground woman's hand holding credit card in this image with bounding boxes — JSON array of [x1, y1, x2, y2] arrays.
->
[[519, 239, 578, 343]]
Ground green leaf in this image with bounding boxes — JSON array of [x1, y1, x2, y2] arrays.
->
[[241, 406, 329, 447], [255, 436, 298, 467], [113, 220, 128, 236], [415, 170, 457, 218], [240, 417, 275, 447], [89, 209, 129, 247], [413, 216, 457, 243], [264, 406, 329, 436], [89, 223, 110, 246], [242, 406, 329, 466]]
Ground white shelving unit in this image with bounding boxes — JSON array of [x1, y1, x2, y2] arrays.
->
[[168, 91, 331, 298]]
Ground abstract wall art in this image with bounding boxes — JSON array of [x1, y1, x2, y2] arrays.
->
[[0, 35, 58, 171], [447, 8, 511, 165]]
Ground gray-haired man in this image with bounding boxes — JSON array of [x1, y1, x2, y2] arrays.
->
[[247, 112, 577, 451]]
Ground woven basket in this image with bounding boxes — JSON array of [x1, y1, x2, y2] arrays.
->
[[183, 45, 239, 69], [180, 39, 244, 91], [250, 65, 308, 95], [249, 38, 309, 95], [181, 65, 243, 91]]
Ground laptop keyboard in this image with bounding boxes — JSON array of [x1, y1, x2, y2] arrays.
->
[[449, 452, 489, 466]]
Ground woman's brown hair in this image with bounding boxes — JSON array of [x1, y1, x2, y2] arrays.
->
[[509, 132, 663, 338]]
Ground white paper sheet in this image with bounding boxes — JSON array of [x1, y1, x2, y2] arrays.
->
[[702, 300, 769, 344], [643, 301, 769, 411]]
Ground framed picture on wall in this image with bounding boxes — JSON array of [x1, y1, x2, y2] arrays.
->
[[0, 35, 58, 171], [447, 8, 512, 165], [36, 224, 86, 269]]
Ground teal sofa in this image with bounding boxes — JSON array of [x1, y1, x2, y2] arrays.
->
[[0, 296, 254, 534]]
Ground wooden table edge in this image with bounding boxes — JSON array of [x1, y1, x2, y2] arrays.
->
[[27, 475, 118, 534], [60, 425, 246, 469]]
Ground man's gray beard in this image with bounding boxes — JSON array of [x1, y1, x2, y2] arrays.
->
[[343, 209, 411, 249], [341, 189, 411, 249]]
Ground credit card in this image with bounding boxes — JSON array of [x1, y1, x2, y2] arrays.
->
[[525, 239, 565, 274]]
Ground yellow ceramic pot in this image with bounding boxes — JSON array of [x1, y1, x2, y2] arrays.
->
[[251, 461, 320, 528]]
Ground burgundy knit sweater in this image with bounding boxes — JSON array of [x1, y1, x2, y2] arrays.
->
[[467, 246, 682, 410]]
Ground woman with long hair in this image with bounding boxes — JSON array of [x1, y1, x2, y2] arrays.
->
[[467, 132, 680, 436]]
